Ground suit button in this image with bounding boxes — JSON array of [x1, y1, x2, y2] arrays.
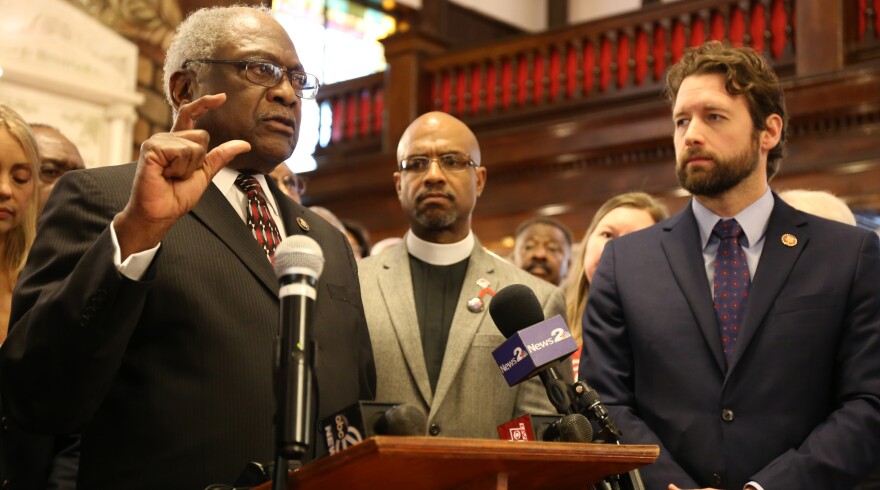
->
[[721, 409, 734, 422], [0, 416, 7, 432], [429, 423, 441, 436], [711, 474, 722, 487]]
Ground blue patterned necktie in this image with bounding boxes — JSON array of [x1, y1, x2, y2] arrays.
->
[[712, 219, 750, 365], [234, 174, 282, 261]]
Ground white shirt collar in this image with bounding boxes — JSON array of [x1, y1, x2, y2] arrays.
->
[[406, 230, 475, 266], [213, 166, 286, 237], [214, 166, 281, 217]]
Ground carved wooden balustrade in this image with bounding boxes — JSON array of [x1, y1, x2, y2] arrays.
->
[[424, 0, 795, 122], [316, 72, 384, 154], [309, 0, 880, 249]]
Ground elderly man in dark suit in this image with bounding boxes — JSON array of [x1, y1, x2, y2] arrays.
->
[[581, 41, 880, 490], [0, 6, 375, 489]]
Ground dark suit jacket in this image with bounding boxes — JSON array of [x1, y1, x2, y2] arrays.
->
[[582, 195, 880, 489], [0, 163, 376, 489]]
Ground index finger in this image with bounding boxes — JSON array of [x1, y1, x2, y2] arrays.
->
[[171, 93, 227, 132]]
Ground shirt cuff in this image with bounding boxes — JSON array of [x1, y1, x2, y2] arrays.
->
[[111, 221, 160, 280], [746, 481, 765, 490]]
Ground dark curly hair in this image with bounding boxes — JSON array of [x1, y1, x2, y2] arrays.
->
[[664, 41, 787, 180]]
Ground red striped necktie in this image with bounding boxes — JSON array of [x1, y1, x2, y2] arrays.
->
[[234, 173, 283, 261]]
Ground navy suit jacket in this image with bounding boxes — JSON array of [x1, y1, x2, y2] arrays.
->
[[582, 194, 880, 489], [0, 164, 376, 489]]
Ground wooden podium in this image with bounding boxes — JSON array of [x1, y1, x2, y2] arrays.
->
[[255, 436, 658, 490]]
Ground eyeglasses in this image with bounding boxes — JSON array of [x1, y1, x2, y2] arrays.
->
[[183, 59, 320, 99], [398, 153, 478, 173], [281, 174, 306, 195]]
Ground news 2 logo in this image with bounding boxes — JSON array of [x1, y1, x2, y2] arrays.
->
[[324, 414, 363, 455], [525, 327, 570, 353], [508, 423, 529, 441], [499, 346, 528, 372]]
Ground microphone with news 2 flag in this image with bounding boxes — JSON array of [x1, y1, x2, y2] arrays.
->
[[488, 283, 594, 443], [489, 284, 645, 490]]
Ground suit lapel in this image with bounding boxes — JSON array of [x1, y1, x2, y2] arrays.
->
[[190, 182, 277, 294], [378, 242, 434, 406], [728, 196, 809, 372], [660, 208, 727, 373], [431, 243, 494, 417], [267, 177, 305, 241]]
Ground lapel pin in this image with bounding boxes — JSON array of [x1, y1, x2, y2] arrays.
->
[[468, 278, 496, 314], [467, 297, 484, 313], [297, 217, 310, 232], [781, 233, 797, 247]]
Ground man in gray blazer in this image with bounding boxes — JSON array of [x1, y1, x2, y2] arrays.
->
[[359, 112, 567, 439], [1, 6, 374, 489]]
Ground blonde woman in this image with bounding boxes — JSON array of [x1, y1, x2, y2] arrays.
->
[[0, 105, 40, 342], [564, 192, 668, 378]]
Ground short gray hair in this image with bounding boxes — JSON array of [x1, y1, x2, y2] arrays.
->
[[163, 5, 274, 110]]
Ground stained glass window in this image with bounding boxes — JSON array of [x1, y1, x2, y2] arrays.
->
[[273, 0, 396, 173]]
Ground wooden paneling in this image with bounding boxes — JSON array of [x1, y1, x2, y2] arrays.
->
[[305, 0, 880, 254]]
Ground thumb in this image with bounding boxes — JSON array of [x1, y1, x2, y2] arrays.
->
[[204, 140, 251, 177]]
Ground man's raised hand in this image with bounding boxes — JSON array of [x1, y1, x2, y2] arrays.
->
[[115, 94, 251, 259]]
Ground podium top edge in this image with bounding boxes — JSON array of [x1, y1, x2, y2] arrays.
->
[[366, 436, 660, 461]]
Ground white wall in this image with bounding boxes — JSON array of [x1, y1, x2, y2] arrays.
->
[[395, 0, 548, 33], [453, 0, 547, 32], [395, 0, 648, 30], [0, 0, 141, 167], [569, 0, 642, 24]]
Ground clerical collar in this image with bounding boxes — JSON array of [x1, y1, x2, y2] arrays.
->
[[406, 230, 475, 266]]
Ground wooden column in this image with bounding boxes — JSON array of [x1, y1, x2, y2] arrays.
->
[[380, 29, 448, 153], [548, 0, 568, 30], [420, 0, 449, 39], [795, 0, 844, 75]]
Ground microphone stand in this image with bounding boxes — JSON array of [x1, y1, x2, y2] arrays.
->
[[564, 380, 644, 490], [572, 381, 622, 443]]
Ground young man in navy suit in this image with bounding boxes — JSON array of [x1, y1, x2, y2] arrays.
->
[[581, 41, 880, 490]]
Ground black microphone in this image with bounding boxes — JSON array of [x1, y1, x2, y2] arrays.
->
[[375, 403, 428, 436], [543, 414, 594, 443], [498, 413, 594, 443], [489, 284, 577, 415], [273, 235, 324, 463], [489, 284, 545, 338], [320, 402, 427, 455]]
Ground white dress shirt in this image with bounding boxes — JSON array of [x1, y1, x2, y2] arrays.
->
[[111, 166, 286, 280]]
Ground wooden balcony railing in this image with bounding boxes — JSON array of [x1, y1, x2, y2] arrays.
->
[[313, 0, 876, 161], [315, 72, 384, 155], [423, 0, 794, 120], [848, 0, 880, 62]]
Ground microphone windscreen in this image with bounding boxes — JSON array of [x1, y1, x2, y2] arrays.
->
[[274, 235, 325, 279], [376, 404, 427, 436], [556, 414, 593, 443], [489, 284, 545, 338]]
